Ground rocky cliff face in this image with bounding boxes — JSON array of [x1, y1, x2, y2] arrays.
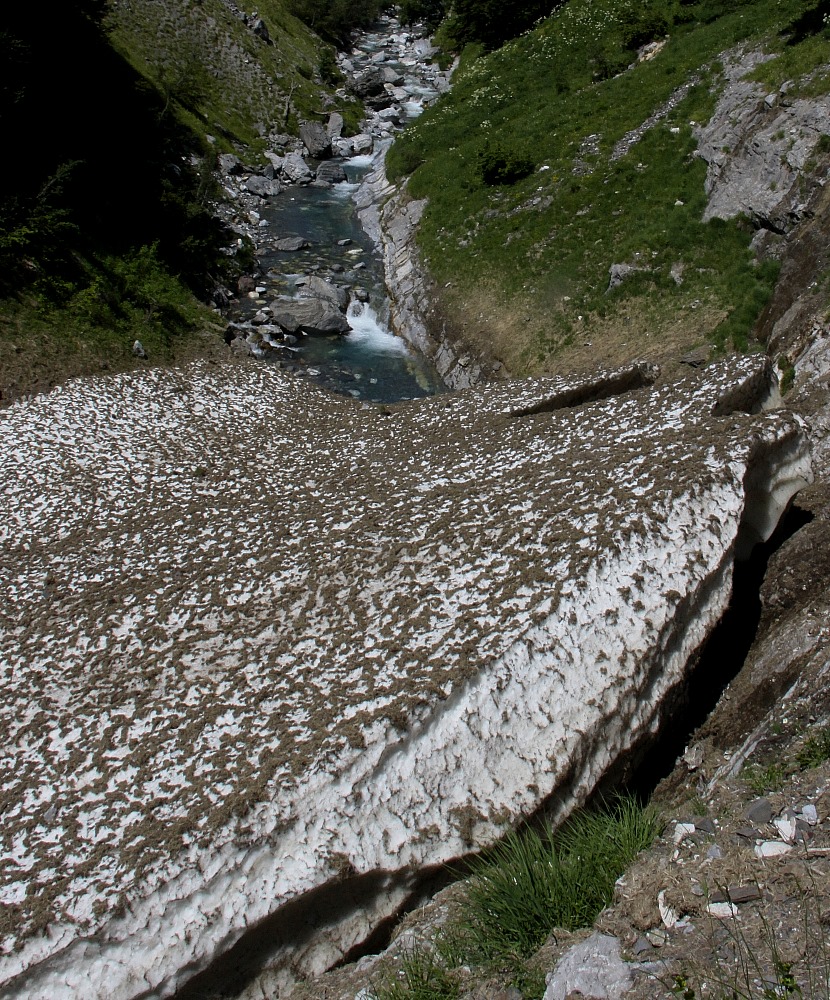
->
[[695, 47, 830, 233], [356, 158, 499, 390]]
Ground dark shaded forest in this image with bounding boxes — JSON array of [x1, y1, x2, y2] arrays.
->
[[0, 0, 230, 305]]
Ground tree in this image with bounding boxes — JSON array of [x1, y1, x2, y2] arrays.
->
[[442, 0, 556, 50], [285, 0, 383, 48], [399, 0, 448, 28]]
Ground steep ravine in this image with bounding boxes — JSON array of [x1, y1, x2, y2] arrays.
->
[[3, 17, 830, 1000]]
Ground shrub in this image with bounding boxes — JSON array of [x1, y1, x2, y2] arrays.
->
[[778, 355, 796, 395], [398, 0, 447, 28], [478, 145, 534, 186], [742, 761, 786, 794], [285, 0, 382, 47], [785, 0, 830, 45], [318, 47, 341, 86], [387, 135, 426, 181], [440, 0, 553, 51], [620, 5, 674, 50]]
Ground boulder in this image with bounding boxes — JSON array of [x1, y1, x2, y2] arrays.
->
[[212, 285, 232, 310], [218, 153, 243, 175], [327, 112, 344, 139], [250, 17, 270, 42], [607, 262, 639, 291], [413, 38, 436, 58], [315, 162, 347, 185], [264, 151, 284, 173], [332, 137, 354, 157], [299, 122, 332, 159], [296, 275, 349, 311], [273, 236, 309, 252], [545, 934, 633, 1000], [350, 67, 387, 99], [365, 91, 394, 111], [269, 310, 301, 335], [351, 133, 374, 154], [268, 295, 351, 335], [281, 152, 313, 184], [245, 175, 280, 197]]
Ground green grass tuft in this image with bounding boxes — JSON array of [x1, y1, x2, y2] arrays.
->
[[796, 724, 830, 770], [371, 948, 459, 1000], [459, 796, 661, 961], [742, 761, 787, 794]]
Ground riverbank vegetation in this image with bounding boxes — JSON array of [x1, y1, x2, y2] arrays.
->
[[388, 0, 830, 374]]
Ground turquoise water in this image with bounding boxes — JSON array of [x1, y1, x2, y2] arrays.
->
[[253, 164, 444, 404]]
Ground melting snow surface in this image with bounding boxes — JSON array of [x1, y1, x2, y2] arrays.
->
[[0, 357, 811, 998]]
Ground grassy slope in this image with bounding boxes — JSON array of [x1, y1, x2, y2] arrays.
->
[[388, 0, 830, 377], [106, 0, 361, 153]]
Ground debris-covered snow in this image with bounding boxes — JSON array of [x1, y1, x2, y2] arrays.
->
[[0, 356, 811, 998]]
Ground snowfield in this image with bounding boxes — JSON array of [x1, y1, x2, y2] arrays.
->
[[0, 356, 811, 998]]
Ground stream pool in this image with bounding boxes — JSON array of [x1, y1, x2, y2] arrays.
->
[[247, 157, 444, 404]]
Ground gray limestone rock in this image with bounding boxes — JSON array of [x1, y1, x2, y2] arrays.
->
[[218, 153, 243, 175], [607, 263, 639, 291], [327, 112, 344, 139], [300, 122, 332, 159], [680, 346, 711, 368], [745, 798, 773, 826], [333, 137, 355, 157], [295, 275, 349, 311], [250, 17, 270, 42], [315, 162, 347, 185], [281, 152, 313, 184], [245, 175, 280, 198], [351, 134, 375, 154], [544, 933, 632, 1000], [264, 151, 284, 173], [268, 296, 351, 335], [269, 310, 301, 335], [351, 68, 387, 100], [273, 236, 310, 251], [694, 47, 830, 231]]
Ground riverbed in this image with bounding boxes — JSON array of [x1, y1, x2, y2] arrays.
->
[[228, 15, 450, 404], [255, 166, 443, 404]]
